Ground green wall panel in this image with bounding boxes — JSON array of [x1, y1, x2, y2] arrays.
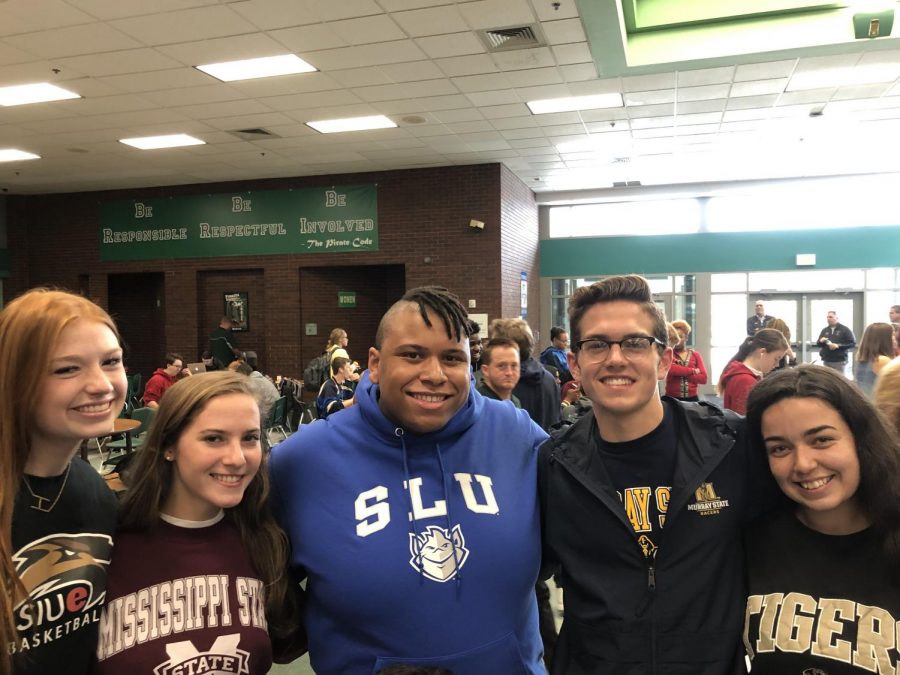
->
[[540, 226, 900, 277]]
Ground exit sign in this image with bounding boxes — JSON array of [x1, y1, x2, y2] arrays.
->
[[338, 291, 356, 308]]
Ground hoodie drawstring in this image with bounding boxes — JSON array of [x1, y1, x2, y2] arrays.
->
[[398, 428, 426, 582], [436, 443, 463, 592]]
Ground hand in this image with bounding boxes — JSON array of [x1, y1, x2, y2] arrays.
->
[[692, 368, 700, 375], [818, 336, 828, 344], [828, 342, 838, 350], [181, 367, 192, 377]]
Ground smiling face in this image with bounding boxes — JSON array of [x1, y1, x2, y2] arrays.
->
[[762, 396, 867, 534], [569, 300, 672, 440], [163, 392, 262, 521], [368, 306, 470, 434], [32, 319, 127, 459]]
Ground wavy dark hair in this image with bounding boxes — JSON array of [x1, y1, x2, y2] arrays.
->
[[118, 371, 297, 639], [567, 275, 667, 347], [746, 365, 900, 567]]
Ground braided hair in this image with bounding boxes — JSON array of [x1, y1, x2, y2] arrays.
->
[[376, 286, 470, 348]]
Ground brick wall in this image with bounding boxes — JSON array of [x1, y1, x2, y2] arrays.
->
[[6, 163, 539, 378]]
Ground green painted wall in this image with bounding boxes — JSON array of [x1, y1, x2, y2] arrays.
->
[[540, 226, 900, 277]]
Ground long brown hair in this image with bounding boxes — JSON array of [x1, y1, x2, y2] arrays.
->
[[118, 371, 296, 638], [857, 322, 894, 364], [0, 288, 120, 675], [717, 328, 789, 394]]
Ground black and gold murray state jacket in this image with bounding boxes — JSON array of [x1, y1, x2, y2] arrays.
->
[[538, 398, 776, 675]]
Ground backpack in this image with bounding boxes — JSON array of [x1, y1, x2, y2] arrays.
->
[[302, 353, 330, 392]]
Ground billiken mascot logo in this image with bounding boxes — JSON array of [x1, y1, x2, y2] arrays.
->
[[13, 533, 113, 638], [409, 524, 469, 582]]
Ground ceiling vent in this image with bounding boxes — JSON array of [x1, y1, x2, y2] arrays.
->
[[228, 127, 281, 140], [478, 24, 546, 52], [612, 180, 642, 188]]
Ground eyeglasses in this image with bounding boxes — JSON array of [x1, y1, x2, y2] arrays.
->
[[574, 335, 666, 361]]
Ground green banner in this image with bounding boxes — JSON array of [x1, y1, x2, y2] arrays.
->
[[100, 184, 378, 261]]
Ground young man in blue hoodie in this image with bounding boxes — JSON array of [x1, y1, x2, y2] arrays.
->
[[270, 287, 548, 675]]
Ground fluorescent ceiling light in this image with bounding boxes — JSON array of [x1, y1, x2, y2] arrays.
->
[[306, 115, 397, 134], [0, 82, 80, 106], [196, 54, 317, 82], [119, 134, 205, 150], [527, 93, 623, 115], [0, 149, 40, 162]]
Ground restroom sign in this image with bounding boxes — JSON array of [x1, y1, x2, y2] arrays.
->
[[338, 291, 356, 308]]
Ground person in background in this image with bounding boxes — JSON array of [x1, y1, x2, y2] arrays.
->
[[96, 372, 303, 673], [889, 304, 900, 324], [142, 352, 190, 409], [316, 356, 355, 419], [765, 317, 797, 371], [490, 317, 560, 431], [718, 329, 789, 415], [0, 289, 126, 675], [270, 287, 547, 674], [664, 319, 707, 402], [325, 327, 360, 382], [477, 337, 522, 407], [816, 310, 856, 373], [874, 358, 900, 434], [854, 322, 894, 396], [747, 300, 773, 336], [539, 274, 775, 674], [234, 360, 279, 417], [467, 320, 483, 378], [539, 326, 572, 384], [209, 315, 241, 366], [201, 349, 224, 371], [743, 365, 900, 674]]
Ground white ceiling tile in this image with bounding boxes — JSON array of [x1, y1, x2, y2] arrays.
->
[[224, 73, 343, 97], [414, 32, 485, 59], [202, 111, 297, 131], [466, 89, 520, 106], [174, 99, 274, 120], [0, 0, 96, 36], [66, 93, 156, 116], [307, 40, 427, 69], [560, 62, 597, 82], [541, 18, 587, 44], [630, 116, 674, 130], [625, 89, 675, 106], [580, 109, 628, 123], [446, 120, 495, 133], [380, 60, 446, 82], [110, 6, 258, 45], [491, 116, 539, 130], [228, 0, 321, 30], [269, 24, 348, 53], [55, 48, 183, 77], [677, 84, 730, 102], [677, 99, 726, 114], [734, 59, 796, 82], [505, 67, 563, 87], [457, 0, 536, 30], [623, 72, 676, 92], [393, 6, 469, 36], [376, 93, 471, 113], [330, 67, 394, 88], [499, 126, 544, 138], [531, 111, 580, 125], [628, 103, 674, 119], [776, 88, 834, 106], [722, 107, 773, 121], [330, 15, 407, 45], [157, 34, 291, 67], [730, 78, 788, 98], [452, 72, 512, 93], [0, 42, 39, 67], [480, 103, 531, 118], [675, 112, 721, 126], [142, 84, 245, 107], [5, 23, 142, 58], [436, 54, 498, 77], [508, 137, 550, 148], [432, 108, 484, 123], [493, 47, 556, 72], [98, 68, 213, 93], [551, 43, 592, 65], [353, 79, 458, 102], [831, 83, 892, 101], [677, 66, 734, 87]]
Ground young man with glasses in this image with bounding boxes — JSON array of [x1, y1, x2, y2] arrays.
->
[[538, 275, 773, 674]]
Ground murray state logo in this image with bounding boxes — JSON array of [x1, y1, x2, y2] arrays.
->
[[409, 524, 469, 582], [155, 634, 250, 675], [687, 482, 730, 516]]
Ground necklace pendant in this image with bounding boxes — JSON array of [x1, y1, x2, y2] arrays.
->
[[30, 495, 53, 512]]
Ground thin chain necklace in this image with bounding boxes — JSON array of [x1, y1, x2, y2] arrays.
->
[[23, 463, 71, 513]]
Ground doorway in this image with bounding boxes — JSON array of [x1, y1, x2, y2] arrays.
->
[[751, 293, 862, 367]]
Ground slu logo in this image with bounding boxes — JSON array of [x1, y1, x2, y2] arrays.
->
[[687, 482, 730, 516], [409, 524, 469, 583], [155, 634, 250, 675]]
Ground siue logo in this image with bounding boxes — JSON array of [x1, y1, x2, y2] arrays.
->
[[409, 524, 469, 583], [155, 634, 250, 675]]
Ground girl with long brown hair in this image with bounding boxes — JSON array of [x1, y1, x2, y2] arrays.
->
[[0, 289, 126, 675], [94, 371, 302, 673]]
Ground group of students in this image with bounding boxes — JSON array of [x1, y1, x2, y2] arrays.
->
[[2, 277, 899, 675]]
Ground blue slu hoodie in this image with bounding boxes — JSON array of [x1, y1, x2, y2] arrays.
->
[[270, 370, 547, 675]]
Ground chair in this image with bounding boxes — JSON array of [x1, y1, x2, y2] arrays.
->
[[265, 396, 290, 445], [103, 406, 156, 468], [127, 373, 143, 409]]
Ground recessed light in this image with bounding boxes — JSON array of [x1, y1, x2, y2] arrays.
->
[[119, 134, 205, 150], [196, 54, 317, 82], [0, 82, 80, 107], [306, 115, 397, 134], [0, 149, 40, 162], [527, 93, 624, 115]]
